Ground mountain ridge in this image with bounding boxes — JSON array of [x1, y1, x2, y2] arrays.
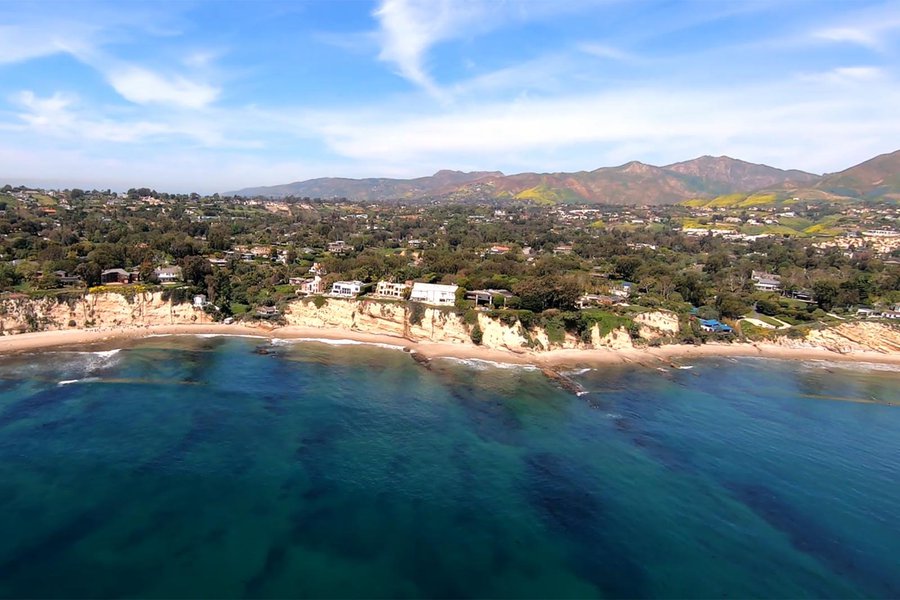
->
[[228, 151, 899, 204]]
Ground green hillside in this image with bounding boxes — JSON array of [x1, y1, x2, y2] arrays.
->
[[514, 184, 583, 205]]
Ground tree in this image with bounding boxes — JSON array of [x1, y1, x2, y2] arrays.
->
[[812, 279, 840, 311], [181, 255, 212, 286], [75, 261, 102, 287], [513, 275, 581, 312]]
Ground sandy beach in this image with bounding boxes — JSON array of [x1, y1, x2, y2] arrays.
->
[[2, 323, 899, 368]]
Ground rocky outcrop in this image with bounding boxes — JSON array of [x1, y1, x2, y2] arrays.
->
[[0, 291, 211, 334], [801, 322, 900, 354]]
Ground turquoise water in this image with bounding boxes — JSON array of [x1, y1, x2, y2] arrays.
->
[[0, 336, 898, 598]]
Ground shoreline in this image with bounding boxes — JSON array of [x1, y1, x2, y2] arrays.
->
[[2, 324, 900, 368]]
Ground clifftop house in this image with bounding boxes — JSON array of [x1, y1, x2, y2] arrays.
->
[[410, 282, 458, 306]]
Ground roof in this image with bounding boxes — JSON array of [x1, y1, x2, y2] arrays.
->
[[411, 282, 459, 292]]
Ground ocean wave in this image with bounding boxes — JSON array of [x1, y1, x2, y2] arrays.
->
[[435, 357, 538, 371], [58, 377, 100, 386], [563, 367, 593, 376], [277, 337, 407, 351], [800, 359, 900, 373]]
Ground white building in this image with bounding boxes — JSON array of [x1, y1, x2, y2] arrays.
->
[[410, 282, 459, 305], [375, 280, 410, 299], [330, 280, 363, 298], [294, 275, 324, 295], [154, 266, 182, 284], [752, 270, 782, 292]]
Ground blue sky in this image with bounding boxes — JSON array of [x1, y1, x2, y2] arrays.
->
[[1, 0, 899, 192]]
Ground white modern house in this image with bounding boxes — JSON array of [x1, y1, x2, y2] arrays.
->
[[330, 280, 363, 298], [410, 282, 459, 305]]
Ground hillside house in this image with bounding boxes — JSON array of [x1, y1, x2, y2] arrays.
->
[[410, 282, 458, 306], [328, 241, 350, 254], [752, 270, 782, 292]]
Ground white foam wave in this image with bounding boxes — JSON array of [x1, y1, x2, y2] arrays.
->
[[58, 377, 100, 386], [195, 333, 269, 339], [563, 368, 593, 376], [279, 337, 407, 351], [436, 357, 538, 371]]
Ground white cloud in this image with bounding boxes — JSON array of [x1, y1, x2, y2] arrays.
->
[[578, 42, 635, 62], [303, 73, 900, 175], [372, 0, 478, 96], [813, 27, 881, 49], [809, 7, 900, 51], [799, 66, 884, 85], [106, 67, 220, 109]]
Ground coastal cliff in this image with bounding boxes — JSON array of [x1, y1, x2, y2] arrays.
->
[[282, 298, 680, 353], [775, 321, 900, 355], [1, 292, 898, 360], [0, 291, 212, 334]]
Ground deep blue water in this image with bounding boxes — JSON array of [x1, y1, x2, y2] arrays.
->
[[0, 335, 898, 598]]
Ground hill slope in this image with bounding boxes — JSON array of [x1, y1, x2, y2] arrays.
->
[[231, 170, 503, 201], [227, 151, 900, 204], [814, 149, 900, 199], [664, 156, 818, 194]]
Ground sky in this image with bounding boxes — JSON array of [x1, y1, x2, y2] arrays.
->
[[1, 0, 899, 193]]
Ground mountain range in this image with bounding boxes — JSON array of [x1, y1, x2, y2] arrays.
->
[[229, 149, 900, 205]]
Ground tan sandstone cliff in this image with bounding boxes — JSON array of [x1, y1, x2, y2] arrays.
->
[[776, 321, 900, 354], [0, 291, 212, 334], [280, 299, 685, 353]]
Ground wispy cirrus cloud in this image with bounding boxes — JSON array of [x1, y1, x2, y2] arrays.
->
[[809, 5, 900, 51]]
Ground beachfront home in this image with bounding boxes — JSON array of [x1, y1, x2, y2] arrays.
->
[[410, 282, 458, 306], [256, 306, 280, 318], [330, 280, 363, 298], [295, 276, 325, 296], [54, 271, 83, 287], [154, 266, 182, 284], [374, 280, 410, 299], [100, 268, 131, 285], [576, 294, 617, 309], [465, 288, 514, 308], [699, 319, 733, 333]]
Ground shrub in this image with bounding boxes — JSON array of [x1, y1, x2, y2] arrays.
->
[[313, 295, 327, 309], [470, 323, 483, 345], [408, 301, 426, 326]]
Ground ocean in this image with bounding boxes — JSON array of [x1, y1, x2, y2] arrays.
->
[[0, 335, 898, 598]]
